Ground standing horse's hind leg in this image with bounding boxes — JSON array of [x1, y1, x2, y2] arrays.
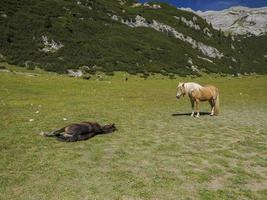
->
[[209, 100, 215, 116], [195, 99, 200, 118], [190, 98, 195, 117]]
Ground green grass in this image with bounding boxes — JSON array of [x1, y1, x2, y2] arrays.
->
[[0, 69, 267, 200]]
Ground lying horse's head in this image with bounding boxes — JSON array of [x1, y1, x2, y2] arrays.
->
[[176, 82, 186, 99], [102, 123, 117, 133]]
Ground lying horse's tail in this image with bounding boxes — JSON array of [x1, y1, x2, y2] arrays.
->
[[214, 89, 219, 115]]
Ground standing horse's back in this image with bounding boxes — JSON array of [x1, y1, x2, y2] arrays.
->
[[201, 85, 218, 100], [208, 85, 218, 95]]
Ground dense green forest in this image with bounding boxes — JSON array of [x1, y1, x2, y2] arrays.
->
[[0, 0, 267, 75]]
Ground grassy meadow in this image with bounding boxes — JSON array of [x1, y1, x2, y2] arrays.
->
[[0, 68, 267, 200]]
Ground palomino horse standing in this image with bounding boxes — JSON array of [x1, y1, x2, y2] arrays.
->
[[176, 82, 219, 117]]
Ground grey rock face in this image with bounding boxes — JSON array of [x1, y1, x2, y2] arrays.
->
[[41, 36, 64, 53], [113, 15, 223, 59], [195, 6, 267, 36], [67, 70, 83, 77]]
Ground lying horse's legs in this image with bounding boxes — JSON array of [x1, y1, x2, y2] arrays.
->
[[77, 132, 96, 141], [56, 129, 96, 142], [40, 127, 65, 137], [56, 132, 97, 142], [190, 98, 195, 117], [195, 99, 200, 117], [56, 133, 78, 142]]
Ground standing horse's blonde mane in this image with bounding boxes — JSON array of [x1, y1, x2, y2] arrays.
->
[[182, 82, 203, 95]]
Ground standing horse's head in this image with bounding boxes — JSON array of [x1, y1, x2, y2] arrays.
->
[[176, 82, 186, 99]]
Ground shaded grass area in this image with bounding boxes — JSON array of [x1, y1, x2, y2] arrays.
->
[[0, 71, 267, 200]]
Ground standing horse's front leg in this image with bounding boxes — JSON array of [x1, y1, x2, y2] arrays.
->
[[195, 99, 200, 118], [190, 98, 195, 117]]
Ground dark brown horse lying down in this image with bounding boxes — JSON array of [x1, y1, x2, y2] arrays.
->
[[40, 122, 117, 142]]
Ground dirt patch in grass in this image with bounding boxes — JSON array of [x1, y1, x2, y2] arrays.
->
[[207, 172, 233, 190], [246, 180, 267, 191]]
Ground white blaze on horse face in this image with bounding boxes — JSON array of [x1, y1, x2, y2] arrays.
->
[[176, 82, 185, 99]]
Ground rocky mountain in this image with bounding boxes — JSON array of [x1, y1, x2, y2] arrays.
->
[[195, 6, 267, 36], [0, 0, 266, 75]]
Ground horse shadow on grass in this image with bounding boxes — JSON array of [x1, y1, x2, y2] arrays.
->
[[172, 112, 211, 116]]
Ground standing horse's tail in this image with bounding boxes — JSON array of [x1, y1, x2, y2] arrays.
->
[[214, 89, 219, 115]]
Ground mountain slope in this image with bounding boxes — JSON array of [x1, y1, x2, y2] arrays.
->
[[0, 0, 266, 75], [196, 6, 267, 36]]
